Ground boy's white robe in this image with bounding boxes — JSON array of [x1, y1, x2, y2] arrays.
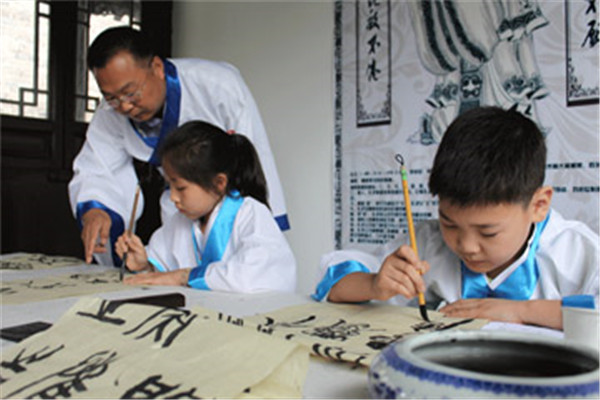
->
[[314, 209, 599, 308], [147, 196, 296, 294], [68, 58, 288, 265]]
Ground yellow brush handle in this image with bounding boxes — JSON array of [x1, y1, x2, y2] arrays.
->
[[401, 166, 425, 307]]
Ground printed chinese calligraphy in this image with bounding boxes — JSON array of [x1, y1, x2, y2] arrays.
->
[[1, 253, 84, 271], [0, 298, 308, 399]]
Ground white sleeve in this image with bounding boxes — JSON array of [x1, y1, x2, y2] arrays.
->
[[68, 109, 143, 224], [311, 221, 443, 303], [203, 200, 296, 293]]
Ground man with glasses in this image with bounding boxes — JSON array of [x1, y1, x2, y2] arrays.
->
[[69, 26, 289, 266]]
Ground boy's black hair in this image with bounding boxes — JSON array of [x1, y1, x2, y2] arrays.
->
[[159, 121, 270, 208], [428, 106, 546, 207], [87, 26, 154, 70]]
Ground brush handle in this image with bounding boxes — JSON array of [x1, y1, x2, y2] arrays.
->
[[401, 166, 426, 308]]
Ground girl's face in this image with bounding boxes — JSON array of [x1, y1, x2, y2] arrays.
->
[[163, 160, 224, 221], [437, 186, 552, 278]]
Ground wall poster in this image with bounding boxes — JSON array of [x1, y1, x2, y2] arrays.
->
[[334, 0, 599, 252]]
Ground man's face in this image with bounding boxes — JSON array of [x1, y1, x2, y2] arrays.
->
[[93, 51, 166, 122]]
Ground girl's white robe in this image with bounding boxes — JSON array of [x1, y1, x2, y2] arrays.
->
[[147, 196, 296, 294]]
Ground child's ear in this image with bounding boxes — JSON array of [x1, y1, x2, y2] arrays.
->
[[213, 173, 228, 194], [530, 186, 553, 222]]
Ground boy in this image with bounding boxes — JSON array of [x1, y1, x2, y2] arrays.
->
[[313, 106, 598, 330]]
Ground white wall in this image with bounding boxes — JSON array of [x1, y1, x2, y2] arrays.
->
[[172, 1, 335, 295]]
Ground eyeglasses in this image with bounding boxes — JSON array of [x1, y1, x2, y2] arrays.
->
[[102, 73, 149, 109]]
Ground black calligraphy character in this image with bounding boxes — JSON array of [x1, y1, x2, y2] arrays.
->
[[365, 334, 404, 350], [582, 19, 599, 48], [368, 34, 380, 55], [366, 10, 380, 31], [366, 59, 381, 81], [411, 318, 474, 332], [585, 0, 597, 14], [5, 350, 117, 399], [217, 312, 244, 327], [0, 286, 18, 295], [1, 344, 65, 373], [256, 315, 317, 336], [69, 273, 114, 285], [0, 261, 33, 270], [123, 308, 196, 348], [302, 319, 370, 341], [121, 375, 201, 399], [24, 280, 73, 290], [367, 0, 381, 9], [77, 299, 126, 325]]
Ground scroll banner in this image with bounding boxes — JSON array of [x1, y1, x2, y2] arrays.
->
[[334, 0, 599, 252]]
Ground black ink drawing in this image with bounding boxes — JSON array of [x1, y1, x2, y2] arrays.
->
[[76, 299, 127, 326], [1, 344, 65, 374], [123, 308, 197, 348], [365, 334, 405, 350], [68, 273, 119, 285], [4, 350, 117, 399], [121, 375, 201, 399], [0, 254, 83, 270], [411, 318, 474, 332], [256, 315, 317, 336], [302, 319, 371, 342], [311, 343, 368, 366], [217, 312, 244, 327]]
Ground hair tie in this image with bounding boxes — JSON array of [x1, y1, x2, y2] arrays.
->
[[226, 129, 235, 135]]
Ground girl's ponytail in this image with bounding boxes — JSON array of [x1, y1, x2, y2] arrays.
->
[[227, 133, 269, 208]]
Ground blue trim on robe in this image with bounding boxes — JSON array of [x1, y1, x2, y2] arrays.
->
[[76, 200, 124, 266], [461, 212, 551, 300], [187, 192, 244, 290], [147, 257, 166, 272], [275, 214, 290, 231], [311, 260, 369, 301], [562, 295, 596, 309], [129, 58, 181, 166]]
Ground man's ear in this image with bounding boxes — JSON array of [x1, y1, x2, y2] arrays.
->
[[530, 186, 553, 223], [213, 173, 228, 194], [151, 55, 165, 80]]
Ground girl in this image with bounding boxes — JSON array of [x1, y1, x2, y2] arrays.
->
[[115, 121, 296, 293]]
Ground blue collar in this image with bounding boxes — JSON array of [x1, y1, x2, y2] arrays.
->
[[461, 211, 551, 300], [129, 58, 181, 166], [188, 192, 244, 290]]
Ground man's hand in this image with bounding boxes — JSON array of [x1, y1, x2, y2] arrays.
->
[[81, 208, 111, 264]]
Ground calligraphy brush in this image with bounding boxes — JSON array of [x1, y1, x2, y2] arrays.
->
[[121, 184, 141, 281], [396, 154, 430, 322]]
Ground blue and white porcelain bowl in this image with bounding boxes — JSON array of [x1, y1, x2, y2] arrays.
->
[[368, 330, 599, 398]]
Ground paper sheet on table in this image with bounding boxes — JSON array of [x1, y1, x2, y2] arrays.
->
[[0, 270, 136, 305], [241, 301, 487, 366], [0, 253, 85, 271], [0, 297, 309, 399]]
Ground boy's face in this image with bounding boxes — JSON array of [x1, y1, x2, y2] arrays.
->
[[438, 187, 552, 278]]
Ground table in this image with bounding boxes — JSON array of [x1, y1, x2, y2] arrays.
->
[[1, 262, 563, 398], [1, 263, 370, 398]]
